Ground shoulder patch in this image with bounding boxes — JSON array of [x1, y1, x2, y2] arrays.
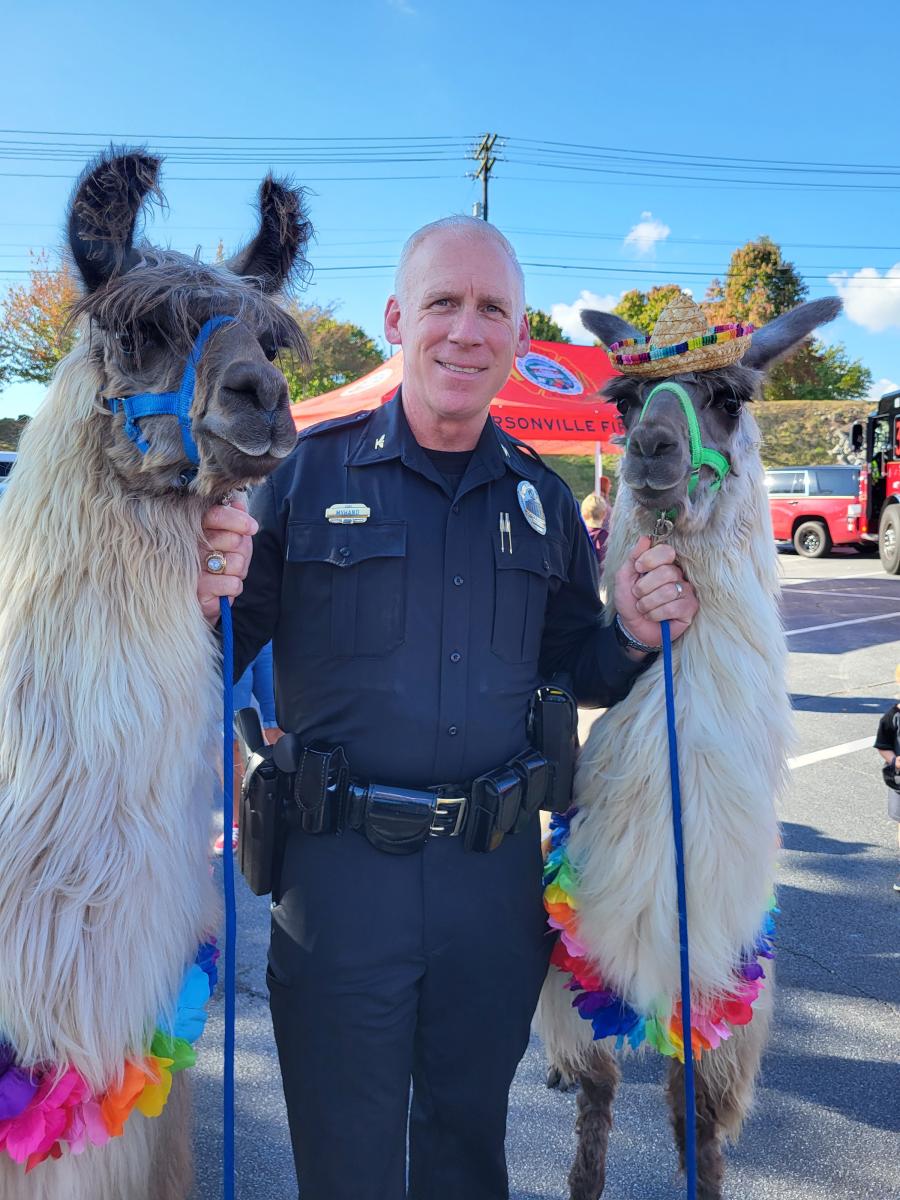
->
[[297, 409, 373, 441]]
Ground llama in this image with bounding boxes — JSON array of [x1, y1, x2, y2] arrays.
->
[[0, 150, 310, 1200], [537, 293, 841, 1200]]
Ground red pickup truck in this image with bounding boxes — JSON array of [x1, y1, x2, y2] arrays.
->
[[765, 465, 863, 558]]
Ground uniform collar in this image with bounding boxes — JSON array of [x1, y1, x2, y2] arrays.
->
[[346, 389, 542, 489]]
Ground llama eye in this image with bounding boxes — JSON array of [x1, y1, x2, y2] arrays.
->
[[722, 396, 743, 417], [114, 325, 152, 357], [259, 334, 278, 362], [615, 397, 635, 417]]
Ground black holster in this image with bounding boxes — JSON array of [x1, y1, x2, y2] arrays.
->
[[528, 682, 579, 813], [235, 708, 285, 898]]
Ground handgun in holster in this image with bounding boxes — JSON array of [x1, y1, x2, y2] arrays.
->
[[235, 707, 284, 897], [527, 681, 579, 813]]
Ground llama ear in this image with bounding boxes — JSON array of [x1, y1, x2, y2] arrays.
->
[[67, 151, 161, 292], [580, 309, 643, 349], [741, 297, 842, 371], [226, 177, 313, 293]]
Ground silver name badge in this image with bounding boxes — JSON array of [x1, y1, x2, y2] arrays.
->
[[517, 481, 546, 536], [325, 503, 371, 525]]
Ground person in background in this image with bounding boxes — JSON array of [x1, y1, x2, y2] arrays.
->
[[873, 668, 900, 893], [581, 491, 609, 572], [215, 640, 283, 855]]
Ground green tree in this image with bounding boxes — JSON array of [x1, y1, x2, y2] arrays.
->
[[0, 252, 80, 384], [704, 236, 806, 328], [279, 302, 385, 402], [704, 236, 871, 401], [613, 284, 683, 336], [525, 307, 569, 342]]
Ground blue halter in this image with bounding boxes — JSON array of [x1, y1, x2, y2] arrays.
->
[[105, 315, 236, 466]]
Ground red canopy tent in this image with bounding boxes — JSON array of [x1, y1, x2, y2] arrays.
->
[[290, 342, 625, 484]]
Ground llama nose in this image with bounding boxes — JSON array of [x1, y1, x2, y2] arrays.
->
[[220, 360, 288, 414], [629, 425, 678, 461]]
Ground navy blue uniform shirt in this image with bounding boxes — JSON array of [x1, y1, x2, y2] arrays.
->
[[231, 392, 645, 789]]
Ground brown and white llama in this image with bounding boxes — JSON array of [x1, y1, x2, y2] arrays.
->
[[0, 150, 310, 1199], [537, 294, 841, 1200]]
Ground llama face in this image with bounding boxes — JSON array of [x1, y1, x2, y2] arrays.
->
[[582, 297, 843, 520], [67, 152, 312, 497], [604, 366, 757, 515]]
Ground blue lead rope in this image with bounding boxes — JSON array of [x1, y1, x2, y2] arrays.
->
[[219, 598, 237, 1200], [661, 619, 697, 1200]]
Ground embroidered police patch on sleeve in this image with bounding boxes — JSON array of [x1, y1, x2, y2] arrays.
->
[[517, 481, 546, 536]]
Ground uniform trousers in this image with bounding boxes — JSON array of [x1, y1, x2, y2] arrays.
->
[[267, 817, 551, 1200]]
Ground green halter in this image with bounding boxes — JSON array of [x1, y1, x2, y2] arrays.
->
[[634, 381, 731, 522]]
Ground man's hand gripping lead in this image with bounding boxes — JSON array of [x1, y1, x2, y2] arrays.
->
[[613, 535, 698, 652], [197, 495, 257, 624]]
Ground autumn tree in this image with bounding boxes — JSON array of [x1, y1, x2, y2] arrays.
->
[[704, 236, 871, 401], [279, 302, 384, 402], [612, 284, 683, 336], [526, 307, 569, 342], [0, 252, 80, 385]]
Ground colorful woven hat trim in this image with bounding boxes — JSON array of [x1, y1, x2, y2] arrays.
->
[[543, 811, 775, 1060], [0, 940, 218, 1172], [608, 323, 754, 369]]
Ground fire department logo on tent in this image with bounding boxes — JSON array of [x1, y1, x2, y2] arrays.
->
[[515, 352, 584, 396]]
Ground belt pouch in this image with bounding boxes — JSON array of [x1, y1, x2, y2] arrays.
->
[[511, 748, 551, 833], [363, 785, 435, 855], [465, 766, 522, 853], [294, 742, 349, 834], [529, 685, 579, 812], [238, 751, 281, 897]]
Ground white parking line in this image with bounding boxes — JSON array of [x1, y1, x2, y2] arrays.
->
[[782, 588, 900, 601], [788, 736, 874, 770], [786, 611, 900, 636], [781, 570, 888, 583]]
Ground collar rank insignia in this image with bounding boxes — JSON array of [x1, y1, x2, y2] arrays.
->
[[375, 434, 385, 450], [325, 503, 371, 525], [516, 481, 546, 536]]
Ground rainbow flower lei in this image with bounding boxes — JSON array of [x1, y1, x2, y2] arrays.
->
[[544, 811, 776, 1061], [0, 940, 218, 1172], [608, 323, 754, 369]]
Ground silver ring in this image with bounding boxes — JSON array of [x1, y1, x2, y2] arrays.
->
[[205, 551, 227, 575], [674, 581, 684, 598]]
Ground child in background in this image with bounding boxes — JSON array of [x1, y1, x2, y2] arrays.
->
[[580, 492, 609, 572], [873, 670, 900, 893]]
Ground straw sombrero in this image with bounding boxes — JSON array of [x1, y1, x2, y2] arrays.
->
[[608, 293, 754, 378]]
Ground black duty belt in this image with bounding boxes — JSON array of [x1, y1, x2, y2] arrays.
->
[[271, 737, 553, 855]]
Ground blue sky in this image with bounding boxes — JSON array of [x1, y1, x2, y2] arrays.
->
[[2, 0, 899, 417]]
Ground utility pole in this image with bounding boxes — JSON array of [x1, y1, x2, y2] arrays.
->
[[471, 134, 498, 222]]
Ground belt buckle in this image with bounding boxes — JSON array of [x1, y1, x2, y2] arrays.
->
[[430, 794, 467, 838]]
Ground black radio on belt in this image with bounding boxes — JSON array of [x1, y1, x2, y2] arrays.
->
[[235, 707, 284, 897], [527, 681, 579, 813]]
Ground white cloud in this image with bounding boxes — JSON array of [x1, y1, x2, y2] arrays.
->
[[868, 376, 898, 403], [829, 264, 900, 332], [623, 211, 670, 257], [551, 290, 621, 343]]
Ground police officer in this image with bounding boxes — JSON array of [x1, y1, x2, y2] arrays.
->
[[199, 216, 698, 1200]]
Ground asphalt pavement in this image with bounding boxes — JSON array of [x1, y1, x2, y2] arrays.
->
[[192, 545, 900, 1200]]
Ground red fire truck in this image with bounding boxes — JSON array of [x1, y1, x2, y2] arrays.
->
[[850, 388, 900, 574]]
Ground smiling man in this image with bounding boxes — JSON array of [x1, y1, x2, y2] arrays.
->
[[200, 216, 697, 1200]]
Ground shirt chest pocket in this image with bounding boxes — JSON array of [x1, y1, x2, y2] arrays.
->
[[491, 534, 569, 664], [285, 521, 407, 657]]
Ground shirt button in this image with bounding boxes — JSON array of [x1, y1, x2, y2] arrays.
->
[[338, 546, 351, 558], [453, 575, 464, 586], [452, 504, 460, 514], [447, 725, 458, 736], [450, 651, 461, 663]]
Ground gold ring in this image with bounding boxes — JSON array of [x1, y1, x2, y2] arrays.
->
[[205, 551, 227, 575]]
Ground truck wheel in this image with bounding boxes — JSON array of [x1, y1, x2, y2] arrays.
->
[[879, 506, 900, 574], [793, 520, 831, 558]]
